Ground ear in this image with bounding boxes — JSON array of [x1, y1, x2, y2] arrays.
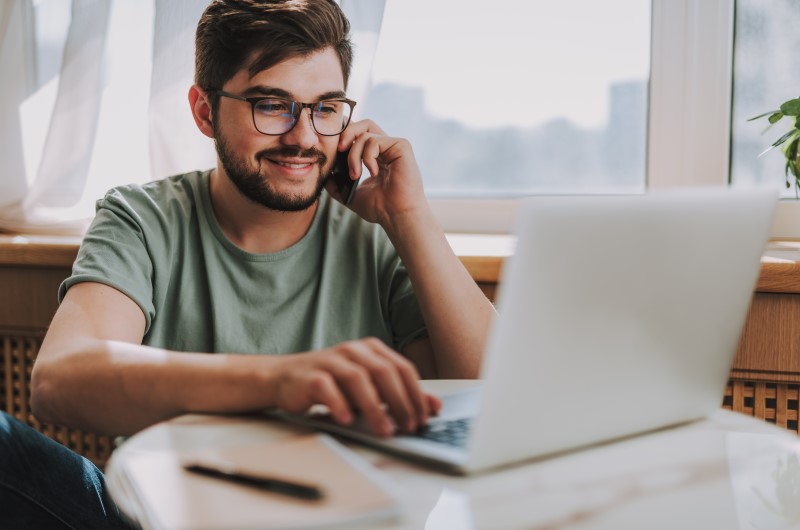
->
[[188, 84, 215, 139]]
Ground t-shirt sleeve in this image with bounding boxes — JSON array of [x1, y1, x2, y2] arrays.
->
[[386, 258, 429, 352], [58, 189, 156, 333]]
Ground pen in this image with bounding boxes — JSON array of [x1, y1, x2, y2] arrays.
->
[[183, 463, 324, 501]]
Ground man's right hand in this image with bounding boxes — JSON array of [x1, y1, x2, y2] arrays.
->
[[267, 338, 441, 437], [33, 283, 441, 437]]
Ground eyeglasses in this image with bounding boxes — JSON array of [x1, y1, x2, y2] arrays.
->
[[214, 90, 356, 136]]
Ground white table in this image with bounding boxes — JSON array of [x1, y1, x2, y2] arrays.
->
[[107, 380, 800, 529]]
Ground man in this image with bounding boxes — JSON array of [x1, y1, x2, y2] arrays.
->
[[0, 0, 494, 527]]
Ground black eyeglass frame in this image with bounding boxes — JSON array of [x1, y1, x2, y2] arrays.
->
[[213, 89, 357, 137]]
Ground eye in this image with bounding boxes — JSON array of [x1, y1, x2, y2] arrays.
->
[[313, 101, 341, 119], [255, 98, 294, 116]]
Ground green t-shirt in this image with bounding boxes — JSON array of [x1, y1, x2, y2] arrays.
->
[[59, 170, 427, 355]]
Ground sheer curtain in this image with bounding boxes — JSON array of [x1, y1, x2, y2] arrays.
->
[[0, 0, 386, 235]]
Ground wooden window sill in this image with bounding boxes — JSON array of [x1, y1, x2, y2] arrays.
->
[[0, 234, 82, 268], [3, 233, 800, 294]]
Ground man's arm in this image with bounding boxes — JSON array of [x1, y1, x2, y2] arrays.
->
[[386, 209, 494, 379], [31, 282, 437, 437], [331, 122, 496, 379]]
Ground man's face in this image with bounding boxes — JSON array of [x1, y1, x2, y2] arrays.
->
[[212, 48, 344, 212]]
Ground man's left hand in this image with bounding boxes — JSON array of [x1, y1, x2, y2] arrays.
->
[[326, 119, 429, 232]]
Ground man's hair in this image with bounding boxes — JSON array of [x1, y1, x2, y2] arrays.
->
[[195, 0, 353, 109]]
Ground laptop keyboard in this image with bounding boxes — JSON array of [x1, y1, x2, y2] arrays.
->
[[414, 418, 473, 448]]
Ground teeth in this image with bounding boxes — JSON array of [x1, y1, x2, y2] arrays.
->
[[275, 161, 310, 169]]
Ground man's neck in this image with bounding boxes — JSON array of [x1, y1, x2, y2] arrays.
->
[[208, 168, 319, 254]]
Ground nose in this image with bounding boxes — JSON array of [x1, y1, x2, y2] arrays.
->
[[280, 107, 318, 150]]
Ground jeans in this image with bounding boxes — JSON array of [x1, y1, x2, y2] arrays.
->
[[0, 411, 134, 529]]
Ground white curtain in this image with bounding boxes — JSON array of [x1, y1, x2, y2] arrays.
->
[[0, 0, 386, 235], [0, 0, 36, 230], [149, 0, 216, 179]]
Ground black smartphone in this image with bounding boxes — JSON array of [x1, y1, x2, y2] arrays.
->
[[330, 149, 360, 205]]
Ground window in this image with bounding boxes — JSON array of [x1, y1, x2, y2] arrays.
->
[[731, 0, 798, 193], [365, 0, 738, 233], [364, 0, 650, 198], [8, 1, 755, 236], [730, 0, 800, 238]]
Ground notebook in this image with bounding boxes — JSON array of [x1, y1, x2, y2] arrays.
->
[[112, 434, 400, 530], [269, 187, 778, 474]]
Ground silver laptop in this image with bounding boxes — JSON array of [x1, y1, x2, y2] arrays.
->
[[269, 187, 777, 474]]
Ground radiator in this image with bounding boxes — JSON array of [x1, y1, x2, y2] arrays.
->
[[1, 331, 114, 468]]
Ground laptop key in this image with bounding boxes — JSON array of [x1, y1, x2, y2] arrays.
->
[[415, 418, 472, 448]]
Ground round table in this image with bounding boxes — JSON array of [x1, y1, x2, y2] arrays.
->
[[107, 380, 800, 529]]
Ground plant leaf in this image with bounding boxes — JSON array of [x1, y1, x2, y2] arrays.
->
[[780, 98, 800, 116], [748, 110, 780, 121], [769, 112, 784, 124], [786, 138, 799, 159], [759, 145, 776, 157], [772, 129, 797, 148], [780, 132, 800, 155]]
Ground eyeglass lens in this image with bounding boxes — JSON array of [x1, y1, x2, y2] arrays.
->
[[253, 99, 352, 135]]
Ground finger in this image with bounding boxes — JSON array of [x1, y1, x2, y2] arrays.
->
[[360, 136, 384, 178], [425, 393, 442, 416], [395, 360, 430, 427], [364, 119, 387, 136], [339, 119, 386, 149], [338, 135, 366, 180], [327, 353, 395, 437], [302, 370, 354, 426], [346, 146, 363, 180], [364, 338, 430, 427], [360, 338, 430, 429], [347, 339, 420, 433]]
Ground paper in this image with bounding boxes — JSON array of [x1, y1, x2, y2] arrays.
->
[[118, 434, 400, 530]]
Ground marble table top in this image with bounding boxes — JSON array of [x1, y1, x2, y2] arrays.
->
[[107, 380, 800, 530]]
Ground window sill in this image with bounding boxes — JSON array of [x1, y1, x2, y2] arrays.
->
[[0, 234, 81, 268], [445, 234, 513, 283], [759, 241, 800, 294], [0, 232, 516, 278], [2, 233, 800, 294]]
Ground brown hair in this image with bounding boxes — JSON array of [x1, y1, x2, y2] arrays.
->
[[195, 0, 353, 109]]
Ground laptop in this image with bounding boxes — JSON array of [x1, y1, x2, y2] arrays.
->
[[269, 187, 777, 474]]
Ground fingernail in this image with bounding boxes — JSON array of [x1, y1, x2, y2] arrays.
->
[[382, 418, 396, 436]]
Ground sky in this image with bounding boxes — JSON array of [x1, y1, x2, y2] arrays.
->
[[371, 0, 651, 129]]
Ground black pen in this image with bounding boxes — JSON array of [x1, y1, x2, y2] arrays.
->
[[183, 463, 324, 501]]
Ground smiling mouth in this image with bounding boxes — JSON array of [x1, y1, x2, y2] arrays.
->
[[265, 158, 316, 170]]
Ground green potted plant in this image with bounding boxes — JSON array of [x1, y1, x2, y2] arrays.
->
[[750, 97, 800, 193]]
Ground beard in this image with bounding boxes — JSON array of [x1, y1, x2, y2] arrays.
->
[[213, 123, 330, 212]]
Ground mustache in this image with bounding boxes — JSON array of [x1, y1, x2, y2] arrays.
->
[[256, 146, 327, 165]]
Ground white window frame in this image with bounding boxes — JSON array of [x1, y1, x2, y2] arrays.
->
[[431, 0, 799, 237], [16, 0, 799, 237]]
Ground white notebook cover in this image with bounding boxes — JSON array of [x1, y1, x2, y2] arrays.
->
[[116, 434, 401, 530]]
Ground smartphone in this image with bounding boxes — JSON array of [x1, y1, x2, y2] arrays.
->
[[330, 149, 360, 205]]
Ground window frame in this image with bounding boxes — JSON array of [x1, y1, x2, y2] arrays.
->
[[430, 0, 800, 237], [20, 0, 799, 237]]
